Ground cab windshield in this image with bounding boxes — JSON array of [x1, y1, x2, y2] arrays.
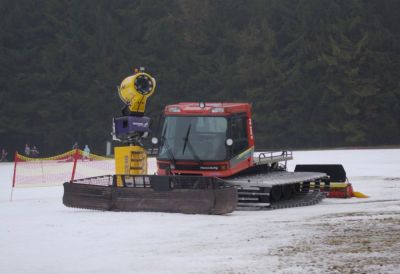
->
[[158, 116, 228, 161]]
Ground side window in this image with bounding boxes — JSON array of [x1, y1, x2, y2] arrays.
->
[[231, 116, 249, 156]]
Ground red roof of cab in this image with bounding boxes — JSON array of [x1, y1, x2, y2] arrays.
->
[[164, 102, 252, 116]]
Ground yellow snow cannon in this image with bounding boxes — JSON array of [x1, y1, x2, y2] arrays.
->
[[113, 69, 156, 178]]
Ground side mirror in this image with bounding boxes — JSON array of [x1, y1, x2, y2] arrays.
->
[[226, 138, 233, 146], [151, 137, 159, 145]]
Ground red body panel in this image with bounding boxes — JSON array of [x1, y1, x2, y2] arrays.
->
[[157, 156, 253, 178]]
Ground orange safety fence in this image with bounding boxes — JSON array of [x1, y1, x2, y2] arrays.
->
[[12, 149, 114, 188]]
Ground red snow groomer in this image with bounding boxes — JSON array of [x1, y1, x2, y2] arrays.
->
[[63, 100, 365, 215], [64, 69, 352, 214]]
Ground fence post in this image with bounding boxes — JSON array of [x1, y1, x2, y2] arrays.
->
[[12, 151, 18, 188], [70, 149, 79, 182], [10, 151, 19, 201]]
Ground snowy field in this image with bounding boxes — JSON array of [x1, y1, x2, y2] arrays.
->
[[1, 149, 399, 274]]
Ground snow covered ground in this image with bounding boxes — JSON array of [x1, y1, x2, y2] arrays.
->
[[0, 149, 399, 274]]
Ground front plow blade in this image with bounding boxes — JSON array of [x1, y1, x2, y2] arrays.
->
[[63, 175, 236, 215]]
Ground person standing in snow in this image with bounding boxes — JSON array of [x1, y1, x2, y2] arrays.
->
[[31, 146, 40, 157], [83, 145, 90, 161], [72, 142, 79, 150], [24, 144, 31, 156], [0, 148, 8, 162], [67, 142, 79, 162]]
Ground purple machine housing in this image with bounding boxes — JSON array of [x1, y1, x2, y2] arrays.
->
[[113, 116, 151, 140]]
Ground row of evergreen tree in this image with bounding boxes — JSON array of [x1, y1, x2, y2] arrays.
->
[[1, 0, 399, 155]]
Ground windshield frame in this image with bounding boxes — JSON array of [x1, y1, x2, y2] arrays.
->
[[157, 115, 229, 162]]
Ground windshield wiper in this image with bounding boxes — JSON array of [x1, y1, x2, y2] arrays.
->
[[182, 124, 201, 163], [182, 124, 191, 155]]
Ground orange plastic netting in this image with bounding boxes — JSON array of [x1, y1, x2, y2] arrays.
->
[[12, 150, 114, 187]]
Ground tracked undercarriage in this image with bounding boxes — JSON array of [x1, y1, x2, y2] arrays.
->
[[228, 171, 329, 209], [63, 166, 333, 214]]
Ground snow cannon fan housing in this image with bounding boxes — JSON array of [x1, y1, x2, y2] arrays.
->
[[118, 71, 156, 115]]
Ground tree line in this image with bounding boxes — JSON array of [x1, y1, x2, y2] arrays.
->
[[1, 0, 399, 156]]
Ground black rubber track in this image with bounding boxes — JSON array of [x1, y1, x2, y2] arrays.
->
[[237, 192, 326, 210]]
